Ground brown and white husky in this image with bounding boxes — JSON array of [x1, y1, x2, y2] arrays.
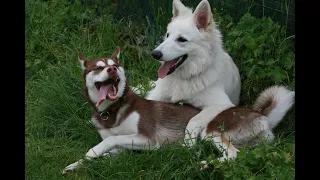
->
[[62, 47, 295, 174]]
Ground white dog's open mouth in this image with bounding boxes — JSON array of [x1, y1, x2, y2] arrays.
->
[[95, 76, 120, 106], [158, 54, 188, 78]]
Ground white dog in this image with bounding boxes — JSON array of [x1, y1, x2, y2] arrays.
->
[[147, 0, 241, 147]]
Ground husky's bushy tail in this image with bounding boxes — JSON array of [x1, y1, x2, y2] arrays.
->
[[252, 85, 295, 129]]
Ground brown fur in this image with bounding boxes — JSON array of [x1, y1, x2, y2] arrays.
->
[[253, 98, 276, 116], [252, 86, 279, 116], [221, 136, 237, 152], [206, 107, 264, 133]]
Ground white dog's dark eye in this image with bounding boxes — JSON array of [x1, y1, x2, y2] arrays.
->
[[177, 37, 187, 42], [166, 33, 169, 38]]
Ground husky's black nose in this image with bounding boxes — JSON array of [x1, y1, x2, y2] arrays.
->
[[151, 50, 163, 60]]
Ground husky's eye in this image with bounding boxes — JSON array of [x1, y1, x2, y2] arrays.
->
[[166, 33, 169, 38], [95, 67, 104, 71], [177, 37, 187, 42]]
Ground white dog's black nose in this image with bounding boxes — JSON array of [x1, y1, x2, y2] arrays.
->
[[151, 50, 163, 60]]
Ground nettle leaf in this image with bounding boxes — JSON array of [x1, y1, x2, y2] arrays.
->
[[257, 35, 265, 43], [257, 70, 267, 78], [242, 58, 254, 65], [272, 67, 286, 81], [246, 37, 256, 49], [253, 48, 262, 58], [266, 58, 275, 66], [226, 22, 234, 29], [283, 51, 295, 69], [257, 60, 265, 65], [229, 30, 242, 37], [284, 58, 295, 70], [212, 158, 223, 168], [246, 64, 257, 77]]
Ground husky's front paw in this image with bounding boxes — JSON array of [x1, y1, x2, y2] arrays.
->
[[199, 160, 213, 171], [85, 149, 99, 159], [62, 159, 84, 176], [217, 154, 237, 162]]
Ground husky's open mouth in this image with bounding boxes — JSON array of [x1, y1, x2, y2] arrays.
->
[[158, 54, 188, 78], [95, 76, 120, 106]]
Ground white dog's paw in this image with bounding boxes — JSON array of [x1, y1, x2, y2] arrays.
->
[[183, 138, 196, 149], [184, 125, 203, 148], [183, 131, 199, 148], [62, 159, 84, 176]]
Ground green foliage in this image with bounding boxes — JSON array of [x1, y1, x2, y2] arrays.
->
[[224, 13, 295, 104], [208, 140, 295, 179]]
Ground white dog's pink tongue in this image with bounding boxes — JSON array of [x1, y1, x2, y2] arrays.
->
[[96, 84, 117, 107], [158, 61, 176, 78]]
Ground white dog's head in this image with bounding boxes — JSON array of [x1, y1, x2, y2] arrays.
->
[[78, 47, 126, 111], [152, 0, 222, 79]]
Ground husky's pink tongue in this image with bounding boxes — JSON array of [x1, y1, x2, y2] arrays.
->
[[96, 84, 117, 107], [158, 61, 176, 78]]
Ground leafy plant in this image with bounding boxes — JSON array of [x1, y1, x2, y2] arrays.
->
[[224, 13, 295, 104]]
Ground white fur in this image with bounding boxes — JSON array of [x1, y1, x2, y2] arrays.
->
[[253, 85, 295, 129], [146, 0, 241, 147], [109, 111, 139, 135], [116, 52, 120, 59], [78, 58, 85, 70], [107, 59, 115, 66], [96, 61, 106, 67], [98, 129, 113, 140]]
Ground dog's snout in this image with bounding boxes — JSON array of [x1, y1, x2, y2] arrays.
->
[[107, 66, 117, 74], [151, 50, 163, 60]]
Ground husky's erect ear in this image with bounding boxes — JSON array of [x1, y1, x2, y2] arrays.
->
[[78, 52, 87, 70], [111, 46, 120, 61], [172, 0, 189, 18], [193, 0, 212, 30]]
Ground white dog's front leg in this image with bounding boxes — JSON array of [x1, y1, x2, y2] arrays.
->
[[184, 104, 232, 148]]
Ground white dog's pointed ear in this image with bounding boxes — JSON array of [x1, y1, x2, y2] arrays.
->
[[193, 0, 212, 30], [172, 0, 189, 18], [111, 46, 120, 61], [78, 52, 87, 70]]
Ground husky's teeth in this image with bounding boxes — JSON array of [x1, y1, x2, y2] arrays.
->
[[113, 86, 116, 94]]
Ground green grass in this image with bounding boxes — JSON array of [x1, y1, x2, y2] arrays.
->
[[26, 0, 295, 179]]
